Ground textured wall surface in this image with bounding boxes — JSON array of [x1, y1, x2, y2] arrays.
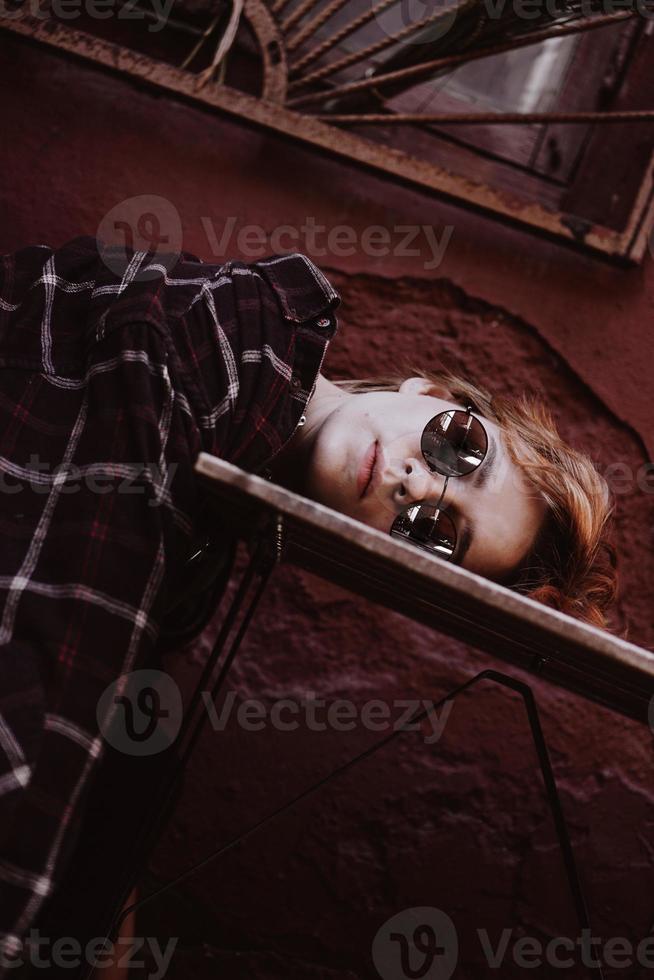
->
[[2, 33, 653, 979]]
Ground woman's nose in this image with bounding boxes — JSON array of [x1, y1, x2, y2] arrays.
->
[[399, 457, 446, 506]]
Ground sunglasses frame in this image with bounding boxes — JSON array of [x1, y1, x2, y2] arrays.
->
[[390, 404, 489, 562]]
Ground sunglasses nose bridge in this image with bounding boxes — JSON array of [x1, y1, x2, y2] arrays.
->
[[402, 456, 447, 506]]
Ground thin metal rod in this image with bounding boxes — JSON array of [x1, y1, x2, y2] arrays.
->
[[286, 0, 354, 52], [287, 10, 635, 106], [115, 0, 206, 34], [176, 535, 271, 760], [281, 0, 328, 33], [115, 668, 599, 968], [311, 108, 654, 124], [288, 0, 402, 74], [106, 531, 278, 948], [179, 556, 276, 768], [115, 673, 474, 924], [289, 2, 468, 88], [271, 0, 293, 14], [482, 672, 595, 938], [288, 7, 627, 90], [179, 10, 224, 70]]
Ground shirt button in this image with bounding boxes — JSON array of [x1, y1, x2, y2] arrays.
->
[[290, 374, 302, 389], [315, 316, 331, 328]]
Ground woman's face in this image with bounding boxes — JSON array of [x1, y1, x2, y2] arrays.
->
[[298, 376, 548, 580]]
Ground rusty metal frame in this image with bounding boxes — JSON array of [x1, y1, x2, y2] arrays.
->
[[2, 9, 654, 262]]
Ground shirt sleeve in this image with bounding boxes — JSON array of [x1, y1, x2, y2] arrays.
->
[[0, 316, 200, 969]]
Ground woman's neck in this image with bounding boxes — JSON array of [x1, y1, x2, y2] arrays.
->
[[268, 373, 350, 494]]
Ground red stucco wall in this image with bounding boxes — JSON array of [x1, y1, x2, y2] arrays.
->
[[2, 33, 653, 979]]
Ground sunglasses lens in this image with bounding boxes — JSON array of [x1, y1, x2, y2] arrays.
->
[[421, 410, 488, 477], [391, 504, 457, 560]]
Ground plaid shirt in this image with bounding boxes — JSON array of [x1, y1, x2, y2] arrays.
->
[[0, 236, 340, 967]]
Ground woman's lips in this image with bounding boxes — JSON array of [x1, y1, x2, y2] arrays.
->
[[358, 440, 378, 499]]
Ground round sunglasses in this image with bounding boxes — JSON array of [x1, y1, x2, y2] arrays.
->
[[389, 406, 488, 561]]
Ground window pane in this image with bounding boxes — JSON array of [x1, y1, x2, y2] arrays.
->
[[429, 36, 579, 112]]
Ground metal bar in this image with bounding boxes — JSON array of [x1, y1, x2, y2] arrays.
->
[[194, 0, 245, 89], [116, 0, 207, 35], [288, 0, 403, 74], [193, 455, 654, 723], [287, 10, 636, 106], [288, 9, 633, 89], [281, 0, 327, 33], [288, 2, 464, 86], [175, 530, 273, 760], [285, 0, 353, 51], [312, 109, 654, 124], [177, 536, 277, 767], [111, 675, 470, 921], [82, 527, 278, 968], [179, 10, 224, 70], [483, 671, 598, 962], [244, 0, 289, 102], [114, 670, 603, 975], [77, 534, 278, 980], [271, 0, 293, 15]]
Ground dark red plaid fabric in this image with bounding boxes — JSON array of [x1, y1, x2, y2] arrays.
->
[[0, 236, 339, 966]]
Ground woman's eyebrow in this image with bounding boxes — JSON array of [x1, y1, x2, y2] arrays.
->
[[473, 431, 497, 490]]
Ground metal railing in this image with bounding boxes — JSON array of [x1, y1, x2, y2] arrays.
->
[[84, 452, 654, 980]]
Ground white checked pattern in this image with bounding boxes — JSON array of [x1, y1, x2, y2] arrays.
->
[[0, 236, 340, 968]]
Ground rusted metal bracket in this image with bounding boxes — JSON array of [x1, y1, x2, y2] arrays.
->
[[2, 10, 653, 261]]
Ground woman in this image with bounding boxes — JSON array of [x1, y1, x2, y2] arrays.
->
[[267, 369, 617, 630], [0, 236, 616, 976]]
